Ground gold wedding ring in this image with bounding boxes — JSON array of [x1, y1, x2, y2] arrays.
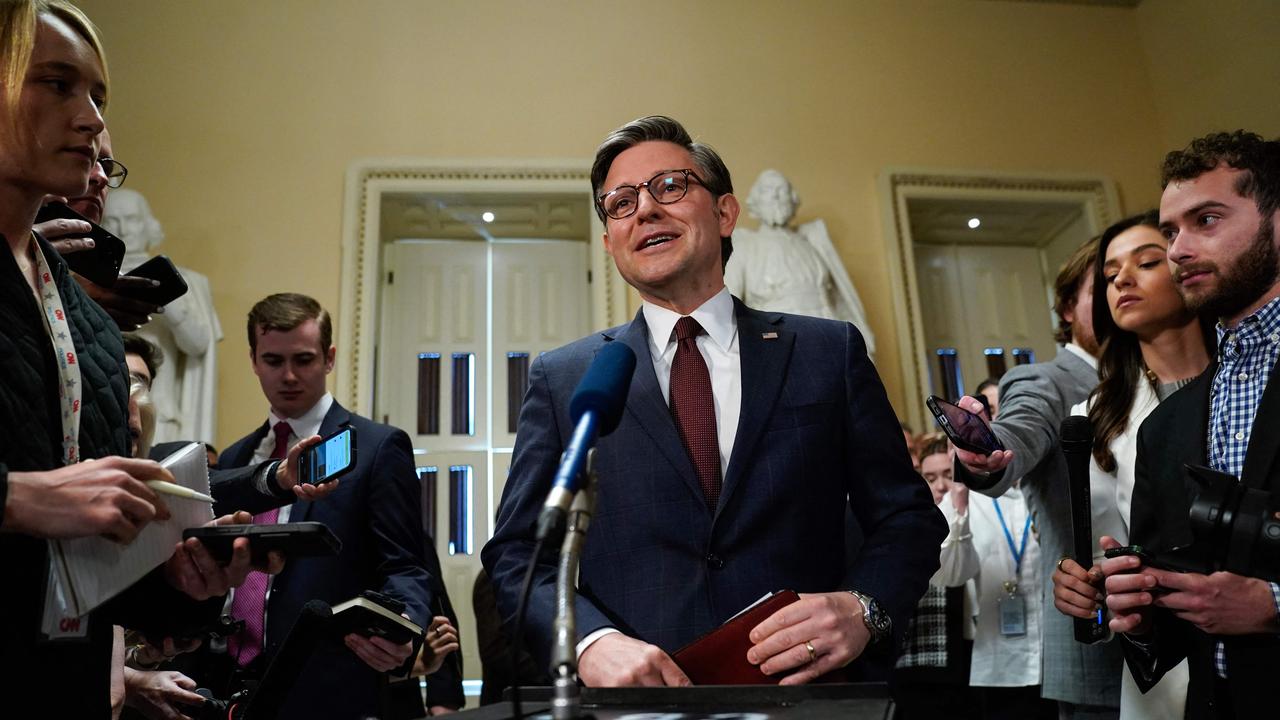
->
[[805, 640, 817, 663], [1057, 555, 1071, 573]]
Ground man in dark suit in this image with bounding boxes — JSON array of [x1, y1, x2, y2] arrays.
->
[[1103, 131, 1280, 719], [209, 293, 432, 719], [482, 116, 946, 688]]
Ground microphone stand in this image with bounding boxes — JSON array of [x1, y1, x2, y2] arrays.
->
[[550, 449, 598, 720]]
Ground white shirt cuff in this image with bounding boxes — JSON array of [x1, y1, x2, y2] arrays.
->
[[576, 627, 619, 660]]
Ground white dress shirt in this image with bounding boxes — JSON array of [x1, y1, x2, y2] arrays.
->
[[249, 392, 335, 524], [640, 286, 742, 476]]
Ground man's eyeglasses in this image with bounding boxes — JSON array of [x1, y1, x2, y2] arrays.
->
[[597, 168, 705, 220], [99, 157, 128, 188]]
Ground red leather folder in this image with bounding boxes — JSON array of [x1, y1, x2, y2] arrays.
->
[[672, 590, 801, 685]]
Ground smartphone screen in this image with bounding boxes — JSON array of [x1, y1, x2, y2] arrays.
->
[[926, 395, 1005, 455], [299, 427, 355, 485]]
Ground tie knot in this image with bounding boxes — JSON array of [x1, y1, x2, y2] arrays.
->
[[674, 316, 704, 342], [273, 421, 293, 443]]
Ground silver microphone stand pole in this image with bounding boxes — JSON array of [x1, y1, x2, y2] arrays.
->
[[550, 449, 598, 720]]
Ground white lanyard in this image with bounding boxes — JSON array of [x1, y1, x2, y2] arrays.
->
[[31, 236, 82, 465]]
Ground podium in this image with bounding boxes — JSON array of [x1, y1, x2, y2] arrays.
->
[[447, 683, 892, 720]]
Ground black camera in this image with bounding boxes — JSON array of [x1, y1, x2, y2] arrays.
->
[[1158, 464, 1280, 583]]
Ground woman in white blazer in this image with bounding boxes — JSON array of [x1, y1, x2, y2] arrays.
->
[[1053, 211, 1212, 720]]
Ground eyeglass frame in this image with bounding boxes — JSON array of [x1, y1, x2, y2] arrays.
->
[[595, 168, 706, 220], [99, 157, 128, 188]]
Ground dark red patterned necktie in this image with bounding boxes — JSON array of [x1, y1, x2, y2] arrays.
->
[[670, 317, 721, 509]]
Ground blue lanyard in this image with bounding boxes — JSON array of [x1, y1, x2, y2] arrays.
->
[[992, 498, 1031, 578]]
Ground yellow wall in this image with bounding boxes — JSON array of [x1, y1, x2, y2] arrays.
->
[[73, 0, 1270, 446]]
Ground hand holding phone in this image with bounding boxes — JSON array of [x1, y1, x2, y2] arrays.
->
[[35, 202, 126, 286], [296, 426, 357, 486], [926, 395, 1005, 455]]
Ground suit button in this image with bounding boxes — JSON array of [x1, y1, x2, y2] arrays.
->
[[706, 554, 724, 569]]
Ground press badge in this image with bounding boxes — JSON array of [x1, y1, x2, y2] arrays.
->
[[998, 589, 1027, 637]]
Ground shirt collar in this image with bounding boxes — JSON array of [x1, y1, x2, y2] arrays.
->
[[1063, 342, 1098, 370], [268, 392, 333, 439], [642, 286, 737, 357], [1216, 295, 1280, 358]]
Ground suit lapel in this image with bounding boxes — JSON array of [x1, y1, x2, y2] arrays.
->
[[235, 422, 271, 468], [719, 301, 792, 514], [1242, 360, 1280, 490], [614, 311, 703, 502], [290, 402, 352, 522]]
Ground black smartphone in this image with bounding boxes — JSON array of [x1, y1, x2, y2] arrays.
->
[[35, 201, 126, 287], [1103, 544, 1154, 565], [118, 255, 189, 306], [297, 426, 357, 486], [183, 521, 342, 565], [926, 395, 1005, 455]]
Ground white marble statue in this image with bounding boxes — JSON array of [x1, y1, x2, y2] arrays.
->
[[724, 169, 876, 358], [103, 189, 223, 444]]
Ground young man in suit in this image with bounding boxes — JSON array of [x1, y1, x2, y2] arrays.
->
[[482, 115, 946, 688], [1103, 131, 1280, 719], [209, 293, 433, 719]]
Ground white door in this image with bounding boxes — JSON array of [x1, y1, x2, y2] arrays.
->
[[377, 237, 589, 701], [914, 243, 1058, 399]]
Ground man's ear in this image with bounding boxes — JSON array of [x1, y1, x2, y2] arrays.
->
[[1061, 299, 1077, 326], [601, 229, 614, 257], [324, 345, 336, 374], [716, 194, 740, 238]]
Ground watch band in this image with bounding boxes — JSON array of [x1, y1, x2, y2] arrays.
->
[[848, 589, 891, 645]]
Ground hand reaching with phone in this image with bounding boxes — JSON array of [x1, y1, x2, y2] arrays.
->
[[950, 395, 1015, 475], [345, 621, 417, 673], [35, 215, 160, 331], [274, 435, 340, 502], [164, 511, 285, 601]]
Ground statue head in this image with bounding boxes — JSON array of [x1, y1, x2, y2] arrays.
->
[[746, 169, 800, 228], [103, 187, 163, 254]]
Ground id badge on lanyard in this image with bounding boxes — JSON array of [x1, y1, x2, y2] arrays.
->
[[993, 498, 1031, 637], [29, 238, 89, 640]]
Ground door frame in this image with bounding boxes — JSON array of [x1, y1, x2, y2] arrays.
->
[[338, 158, 628, 412], [877, 168, 1121, 430]]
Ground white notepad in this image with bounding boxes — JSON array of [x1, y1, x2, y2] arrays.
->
[[52, 443, 215, 617]]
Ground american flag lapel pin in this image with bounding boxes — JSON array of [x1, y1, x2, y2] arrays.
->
[[761, 331, 778, 340]]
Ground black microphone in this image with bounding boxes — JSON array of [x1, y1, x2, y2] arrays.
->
[[535, 342, 636, 542], [1061, 416, 1107, 644], [238, 600, 332, 719]]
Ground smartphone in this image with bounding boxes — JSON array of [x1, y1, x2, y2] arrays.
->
[[1103, 544, 1155, 565], [183, 521, 342, 565], [297, 426, 357, 486], [118, 255, 189, 306], [34, 202, 126, 287], [926, 395, 1005, 455]]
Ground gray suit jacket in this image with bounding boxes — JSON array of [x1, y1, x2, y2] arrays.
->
[[957, 346, 1122, 708]]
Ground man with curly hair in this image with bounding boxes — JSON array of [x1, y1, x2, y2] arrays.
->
[[1102, 130, 1280, 719]]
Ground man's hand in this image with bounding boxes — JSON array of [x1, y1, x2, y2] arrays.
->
[[747, 592, 869, 686], [414, 616, 460, 677], [275, 435, 340, 502], [578, 632, 691, 687], [951, 395, 1014, 475], [948, 480, 970, 516], [1100, 535, 1157, 635], [164, 511, 285, 601], [2, 457, 171, 543], [123, 667, 205, 720], [1150, 568, 1279, 635], [1053, 556, 1104, 620], [345, 622, 416, 673], [131, 636, 203, 668], [35, 215, 161, 331]]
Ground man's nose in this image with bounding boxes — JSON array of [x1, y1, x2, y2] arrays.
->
[[634, 188, 667, 221]]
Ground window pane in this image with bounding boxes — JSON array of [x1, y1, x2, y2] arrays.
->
[[417, 353, 441, 435], [507, 352, 530, 434], [448, 465, 473, 556], [416, 465, 438, 545], [451, 352, 474, 436]]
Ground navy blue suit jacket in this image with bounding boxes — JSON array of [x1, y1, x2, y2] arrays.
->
[[218, 401, 431, 720], [482, 299, 946, 671]]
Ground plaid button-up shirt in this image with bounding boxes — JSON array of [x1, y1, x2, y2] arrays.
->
[[1208, 295, 1280, 678]]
